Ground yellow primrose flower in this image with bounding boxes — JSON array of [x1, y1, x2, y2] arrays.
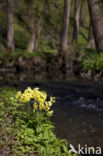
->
[[20, 93, 31, 103], [39, 105, 43, 110], [40, 92, 47, 101], [48, 101, 52, 107], [26, 87, 33, 92], [15, 91, 21, 100], [47, 110, 54, 116], [50, 97, 55, 103], [33, 103, 38, 110], [44, 101, 51, 111], [39, 103, 45, 110], [33, 88, 47, 105], [24, 87, 33, 96], [33, 88, 40, 102], [15, 87, 55, 117]]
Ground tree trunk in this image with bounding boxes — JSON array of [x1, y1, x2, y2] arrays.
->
[[27, 2, 36, 52], [34, 17, 43, 50], [34, 0, 48, 51], [72, 0, 81, 44], [60, 0, 71, 53], [87, 23, 95, 48], [7, 0, 14, 52], [27, 0, 48, 52], [88, 0, 103, 52], [80, 1, 85, 26]]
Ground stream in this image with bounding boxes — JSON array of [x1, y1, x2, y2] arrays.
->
[[0, 72, 103, 150]]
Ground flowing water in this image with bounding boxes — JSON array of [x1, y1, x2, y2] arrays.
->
[[0, 72, 103, 150]]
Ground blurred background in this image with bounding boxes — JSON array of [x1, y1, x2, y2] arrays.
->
[[0, 0, 103, 81]]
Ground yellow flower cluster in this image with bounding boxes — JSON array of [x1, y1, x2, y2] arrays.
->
[[15, 87, 55, 116]]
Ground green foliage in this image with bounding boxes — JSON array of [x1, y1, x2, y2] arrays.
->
[[12, 49, 44, 58], [12, 48, 57, 58], [82, 51, 103, 72], [39, 36, 57, 53], [0, 48, 57, 60], [14, 27, 29, 50], [0, 87, 76, 156]]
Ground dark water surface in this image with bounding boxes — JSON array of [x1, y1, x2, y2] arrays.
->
[[0, 73, 103, 150]]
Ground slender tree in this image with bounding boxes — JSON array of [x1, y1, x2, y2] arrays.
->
[[34, 0, 48, 50], [88, 0, 103, 52], [34, 16, 43, 50], [72, 0, 81, 44], [87, 21, 95, 48], [60, 0, 71, 53], [6, 0, 14, 51], [27, 1, 36, 52], [27, 0, 48, 52], [80, 1, 85, 26]]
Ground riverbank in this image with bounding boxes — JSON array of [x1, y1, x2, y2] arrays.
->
[[0, 80, 103, 155], [0, 47, 103, 81], [0, 87, 75, 156]]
